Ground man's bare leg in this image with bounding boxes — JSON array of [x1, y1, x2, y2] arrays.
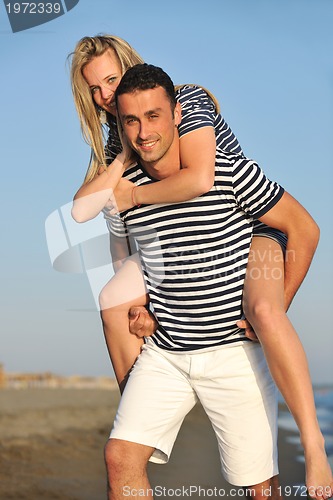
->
[[105, 439, 154, 499], [244, 475, 283, 499]]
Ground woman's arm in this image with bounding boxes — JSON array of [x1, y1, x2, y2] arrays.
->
[[71, 152, 130, 223], [135, 126, 216, 205], [111, 126, 216, 212], [111, 86, 236, 211]]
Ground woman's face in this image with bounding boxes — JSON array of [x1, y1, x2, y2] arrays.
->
[[83, 49, 122, 116]]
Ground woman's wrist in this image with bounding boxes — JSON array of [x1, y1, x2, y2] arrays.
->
[[131, 186, 141, 207], [108, 155, 126, 173], [116, 151, 126, 164], [116, 152, 134, 171]]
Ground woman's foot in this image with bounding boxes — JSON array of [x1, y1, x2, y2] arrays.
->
[[304, 438, 333, 500]]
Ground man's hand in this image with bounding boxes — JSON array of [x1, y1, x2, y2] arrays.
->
[[236, 318, 259, 342], [129, 306, 157, 338]]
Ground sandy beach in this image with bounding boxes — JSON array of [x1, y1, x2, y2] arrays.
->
[[0, 387, 307, 499]]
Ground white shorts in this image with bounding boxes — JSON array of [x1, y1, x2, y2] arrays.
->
[[110, 340, 278, 487]]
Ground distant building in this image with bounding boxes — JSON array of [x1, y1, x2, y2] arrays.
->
[[0, 364, 117, 390], [0, 363, 5, 388]]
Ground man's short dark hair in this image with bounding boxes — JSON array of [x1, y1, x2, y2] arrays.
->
[[115, 63, 177, 111]]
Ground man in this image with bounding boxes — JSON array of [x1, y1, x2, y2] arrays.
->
[[104, 64, 319, 499]]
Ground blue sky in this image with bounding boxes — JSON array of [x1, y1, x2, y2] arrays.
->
[[0, 0, 332, 384]]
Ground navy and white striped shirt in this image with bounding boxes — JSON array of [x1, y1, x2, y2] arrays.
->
[[106, 149, 284, 351], [105, 85, 286, 248], [175, 85, 286, 248], [105, 84, 242, 162], [176, 85, 243, 154]]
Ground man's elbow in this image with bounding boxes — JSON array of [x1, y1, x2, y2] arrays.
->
[[312, 220, 320, 249], [302, 217, 320, 254], [285, 215, 320, 253]]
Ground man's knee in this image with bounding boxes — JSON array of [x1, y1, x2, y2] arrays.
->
[[104, 439, 124, 476], [104, 438, 152, 477]]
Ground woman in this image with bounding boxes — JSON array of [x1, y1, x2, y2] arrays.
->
[[69, 35, 332, 500]]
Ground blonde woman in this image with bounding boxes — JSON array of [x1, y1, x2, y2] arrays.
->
[[69, 35, 332, 499]]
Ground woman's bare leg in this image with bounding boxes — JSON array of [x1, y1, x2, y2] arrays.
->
[[243, 236, 333, 500], [99, 253, 148, 393]]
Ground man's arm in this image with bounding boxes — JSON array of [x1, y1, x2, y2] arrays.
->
[[258, 191, 320, 310], [130, 191, 320, 338]]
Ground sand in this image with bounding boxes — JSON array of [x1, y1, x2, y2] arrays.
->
[[0, 388, 307, 499]]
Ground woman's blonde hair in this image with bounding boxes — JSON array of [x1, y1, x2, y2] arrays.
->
[[68, 35, 221, 184], [68, 35, 144, 183]]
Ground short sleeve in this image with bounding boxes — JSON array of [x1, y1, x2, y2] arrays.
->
[[232, 158, 284, 218], [103, 210, 128, 238], [176, 86, 215, 138], [176, 85, 243, 154]]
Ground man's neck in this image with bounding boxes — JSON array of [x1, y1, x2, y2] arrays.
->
[[142, 159, 180, 180]]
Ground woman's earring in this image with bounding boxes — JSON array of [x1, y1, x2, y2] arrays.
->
[[99, 107, 107, 125]]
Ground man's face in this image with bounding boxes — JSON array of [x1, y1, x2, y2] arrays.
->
[[117, 86, 181, 169], [83, 49, 122, 116]]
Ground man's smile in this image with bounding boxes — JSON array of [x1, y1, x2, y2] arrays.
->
[[137, 140, 158, 151]]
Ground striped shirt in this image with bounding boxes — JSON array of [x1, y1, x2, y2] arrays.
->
[[105, 85, 286, 248], [104, 84, 242, 162], [106, 150, 284, 352], [175, 85, 286, 248], [176, 85, 243, 154]]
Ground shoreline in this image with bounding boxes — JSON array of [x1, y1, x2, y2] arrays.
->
[[0, 387, 310, 499]]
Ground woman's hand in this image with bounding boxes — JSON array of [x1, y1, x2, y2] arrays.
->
[[103, 178, 136, 214], [97, 146, 136, 214], [118, 134, 136, 170]]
